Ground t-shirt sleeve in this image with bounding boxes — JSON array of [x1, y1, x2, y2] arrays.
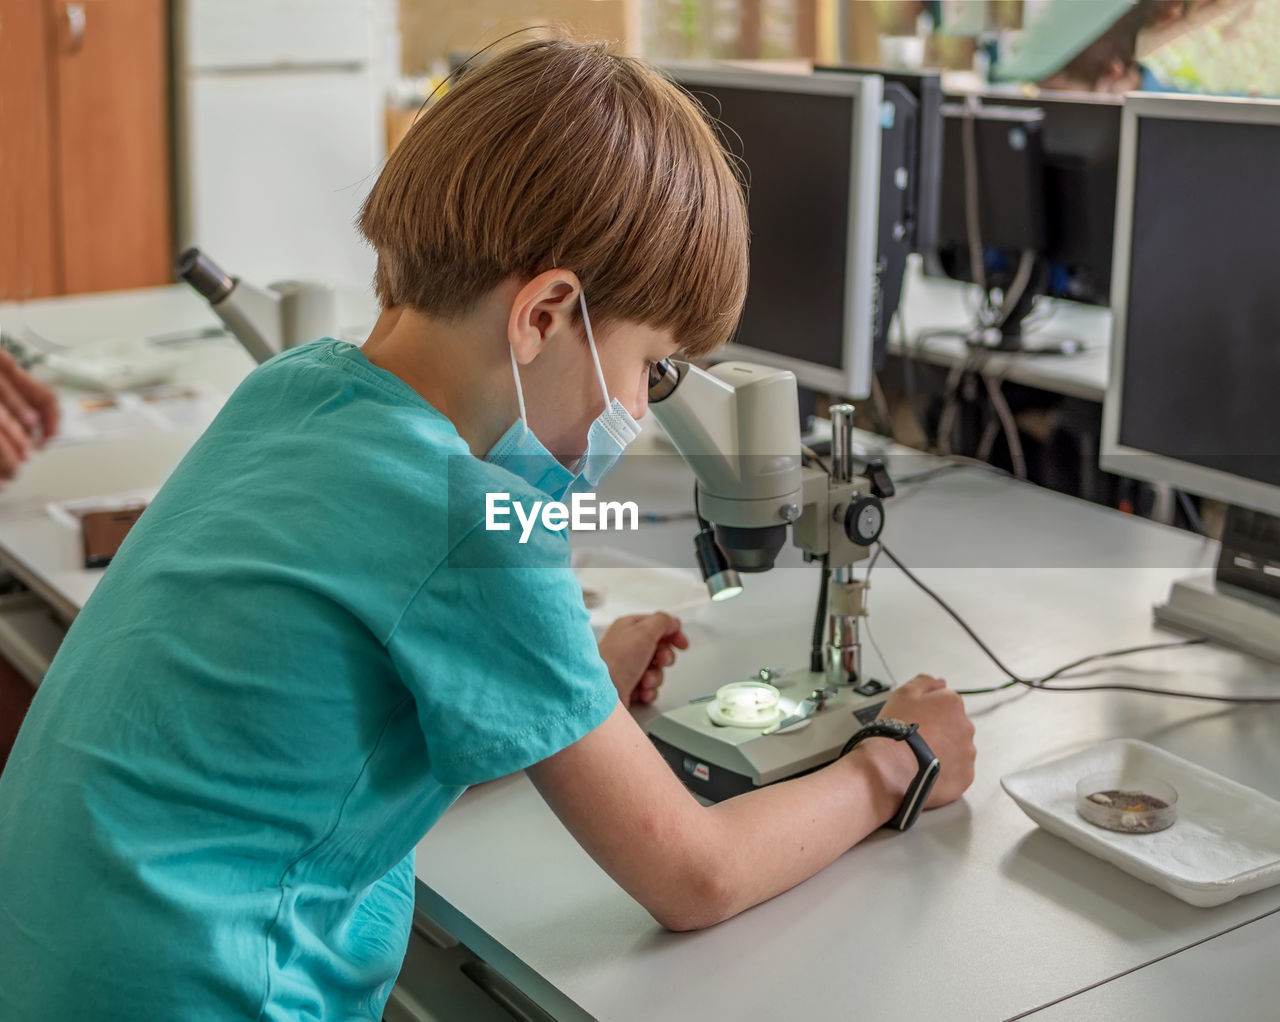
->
[[386, 516, 618, 787]]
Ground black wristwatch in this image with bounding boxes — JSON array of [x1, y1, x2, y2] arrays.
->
[[839, 718, 941, 831]]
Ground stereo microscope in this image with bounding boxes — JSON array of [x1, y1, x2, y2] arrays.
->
[[645, 358, 896, 801]]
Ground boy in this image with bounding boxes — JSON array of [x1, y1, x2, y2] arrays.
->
[[0, 38, 976, 1020]]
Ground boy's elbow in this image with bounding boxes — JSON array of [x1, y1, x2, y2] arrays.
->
[[621, 805, 744, 931], [645, 860, 739, 932]]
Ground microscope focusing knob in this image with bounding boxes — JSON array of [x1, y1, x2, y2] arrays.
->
[[860, 458, 896, 499], [844, 496, 885, 546]]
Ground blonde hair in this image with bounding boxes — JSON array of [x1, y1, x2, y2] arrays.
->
[[358, 37, 748, 357]]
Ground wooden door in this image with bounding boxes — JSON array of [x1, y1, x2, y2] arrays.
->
[[0, 1, 61, 300], [49, 0, 172, 294]]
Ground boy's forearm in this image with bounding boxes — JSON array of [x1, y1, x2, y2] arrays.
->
[[687, 740, 917, 927], [528, 705, 919, 933]]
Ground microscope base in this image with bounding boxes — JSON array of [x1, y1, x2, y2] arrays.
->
[[647, 668, 890, 802]]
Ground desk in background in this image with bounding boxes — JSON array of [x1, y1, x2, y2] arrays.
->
[[891, 256, 1113, 404], [0, 284, 377, 678], [884, 258, 1125, 508]]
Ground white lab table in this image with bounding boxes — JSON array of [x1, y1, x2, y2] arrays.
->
[[0, 284, 376, 623], [414, 432, 1280, 1021], [891, 257, 1113, 403], [3, 287, 1279, 1021], [1021, 904, 1280, 1020]]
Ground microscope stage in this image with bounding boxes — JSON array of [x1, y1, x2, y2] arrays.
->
[[648, 669, 890, 802]]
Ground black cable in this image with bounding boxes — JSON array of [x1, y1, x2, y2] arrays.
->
[[801, 445, 832, 476], [894, 464, 966, 485], [893, 456, 1012, 488], [878, 542, 1280, 705], [953, 640, 1210, 696], [810, 556, 831, 674], [878, 543, 1028, 682], [866, 543, 882, 577], [1028, 675, 1280, 702]]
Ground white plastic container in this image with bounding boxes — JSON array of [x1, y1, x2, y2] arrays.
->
[[1002, 739, 1280, 907]]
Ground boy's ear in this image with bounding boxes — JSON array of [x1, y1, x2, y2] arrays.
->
[[509, 269, 582, 365]]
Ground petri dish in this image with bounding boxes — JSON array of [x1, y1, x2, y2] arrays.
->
[[1076, 771, 1178, 834], [706, 681, 784, 729]]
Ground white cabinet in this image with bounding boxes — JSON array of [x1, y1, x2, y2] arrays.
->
[[175, 0, 389, 290]]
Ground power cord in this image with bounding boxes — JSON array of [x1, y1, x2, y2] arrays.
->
[[961, 99, 987, 297], [798, 449, 1255, 703], [800, 444, 832, 476], [981, 368, 1027, 480], [894, 455, 1012, 488], [876, 543, 1280, 705]]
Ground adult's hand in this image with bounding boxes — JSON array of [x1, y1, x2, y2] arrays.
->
[[0, 350, 58, 479]]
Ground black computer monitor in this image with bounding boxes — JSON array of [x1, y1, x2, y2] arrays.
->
[[1103, 97, 1280, 507], [1101, 93, 1280, 661], [816, 65, 944, 255], [938, 104, 1047, 253], [976, 91, 1122, 305], [930, 91, 1123, 349], [667, 65, 885, 398]]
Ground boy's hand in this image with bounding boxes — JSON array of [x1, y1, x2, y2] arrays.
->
[[597, 612, 689, 707], [875, 674, 976, 809]]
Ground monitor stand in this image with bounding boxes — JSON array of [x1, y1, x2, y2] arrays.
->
[[974, 283, 1080, 356], [1154, 506, 1280, 665], [922, 256, 1083, 356]]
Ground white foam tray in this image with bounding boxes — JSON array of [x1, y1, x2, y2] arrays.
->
[[571, 547, 710, 633], [1001, 739, 1280, 907]]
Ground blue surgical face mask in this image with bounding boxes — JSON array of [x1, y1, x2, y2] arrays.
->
[[484, 291, 641, 500]]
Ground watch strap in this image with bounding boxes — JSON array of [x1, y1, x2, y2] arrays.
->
[[887, 730, 941, 831], [840, 721, 940, 832]]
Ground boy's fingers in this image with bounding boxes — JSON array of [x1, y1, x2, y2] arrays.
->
[[907, 674, 946, 692], [650, 646, 676, 669], [640, 611, 682, 642]]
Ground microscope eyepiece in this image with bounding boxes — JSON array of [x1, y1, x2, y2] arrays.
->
[[647, 358, 680, 403], [175, 247, 234, 304]]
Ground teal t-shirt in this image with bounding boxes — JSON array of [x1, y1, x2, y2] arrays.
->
[[0, 341, 618, 1020]]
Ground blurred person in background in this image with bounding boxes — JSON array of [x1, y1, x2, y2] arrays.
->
[[0, 349, 58, 480], [997, 0, 1198, 92]]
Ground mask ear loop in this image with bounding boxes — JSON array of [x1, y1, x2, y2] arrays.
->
[[508, 345, 529, 427], [580, 290, 612, 405]]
